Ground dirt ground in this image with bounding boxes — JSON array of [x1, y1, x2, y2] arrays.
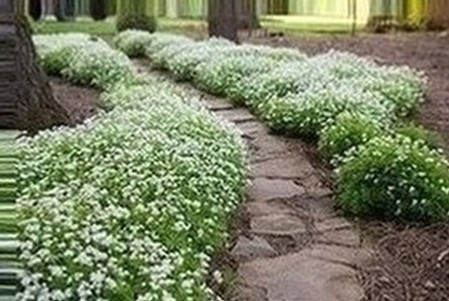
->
[[50, 76, 101, 124]]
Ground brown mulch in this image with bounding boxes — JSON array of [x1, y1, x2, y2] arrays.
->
[[50, 76, 102, 124], [359, 223, 449, 301]]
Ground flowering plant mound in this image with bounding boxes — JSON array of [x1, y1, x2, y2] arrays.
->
[[143, 33, 194, 64], [395, 122, 441, 149], [164, 39, 236, 82], [318, 112, 385, 166], [258, 83, 394, 139], [122, 32, 449, 222], [33, 34, 107, 76], [193, 55, 279, 98], [34, 34, 138, 90], [113, 30, 155, 58], [337, 136, 449, 221], [24, 34, 247, 300]]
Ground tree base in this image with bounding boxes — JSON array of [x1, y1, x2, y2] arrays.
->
[[0, 15, 70, 132]]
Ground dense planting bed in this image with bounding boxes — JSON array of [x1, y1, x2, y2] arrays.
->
[[17, 34, 246, 300], [116, 30, 449, 222]]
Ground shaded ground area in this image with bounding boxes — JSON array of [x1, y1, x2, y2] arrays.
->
[[247, 31, 449, 153], [50, 76, 101, 124]]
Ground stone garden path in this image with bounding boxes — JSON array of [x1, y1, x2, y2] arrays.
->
[[136, 63, 370, 301]]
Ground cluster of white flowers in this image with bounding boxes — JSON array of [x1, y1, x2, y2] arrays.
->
[[193, 55, 280, 97], [34, 34, 139, 90], [22, 34, 247, 300], [337, 135, 449, 220], [118, 32, 449, 221], [116, 31, 303, 82]]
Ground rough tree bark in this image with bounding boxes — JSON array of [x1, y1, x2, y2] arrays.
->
[[90, 0, 107, 21], [0, 0, 70, 132], [427, 0, 449, 30], [208, 0, 238, 42], [236, 0, 260, 29]]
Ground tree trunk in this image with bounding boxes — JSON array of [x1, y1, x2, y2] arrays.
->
[[90, 0, 107, 21], [0, 0, 70, 132], [55, 0, 67, 21], [208, 0, 238, 42], [236, 0, 260, 29], [427, 0, 449, 30], [28, 0, 42, 20], [106, 0, 117, 16], [166, 0, 178, 18]]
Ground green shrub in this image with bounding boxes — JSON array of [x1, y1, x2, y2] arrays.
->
[[116, 13, 157, 33], [34, 34, 137, 89], [337, 135, 449, 221], [258, 84, 394, 139], [318, 112, 385, 166], [33, 34, 102, 76], [26, 34, 246, 300], [193, 55, 277, 98], [395, 122, 441, 149], [114, 30, 154, 58]]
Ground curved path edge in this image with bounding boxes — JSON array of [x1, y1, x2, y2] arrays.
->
[[134, 61, 370, 301]]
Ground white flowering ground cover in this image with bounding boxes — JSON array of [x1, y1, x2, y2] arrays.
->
[[33, 34, 139, 90], [115, 30, 449, 221], [18, 34, 246, 300]]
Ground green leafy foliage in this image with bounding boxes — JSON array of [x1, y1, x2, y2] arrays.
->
[[318, 112, 385, 165], [34, 34, 138, 90], [25, 34, 246, 300], [395, 122, 441, 149], [116, 13, 157, 33], [121, 32, 449, 222], [337, 136, 449, 221], [193, 55, 278, 98], [113, 30, 155, 58]]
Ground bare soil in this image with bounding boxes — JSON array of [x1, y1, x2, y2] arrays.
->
[[50, 76, 102, 124]]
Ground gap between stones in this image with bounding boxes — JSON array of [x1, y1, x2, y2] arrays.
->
[[135, 62, 370, 301]]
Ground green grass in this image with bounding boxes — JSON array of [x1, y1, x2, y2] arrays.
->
[[261, 15, 365, 34], [31, 15, 360, 38], [31, 17, 205, 38], [32, 19, 117, 38]]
